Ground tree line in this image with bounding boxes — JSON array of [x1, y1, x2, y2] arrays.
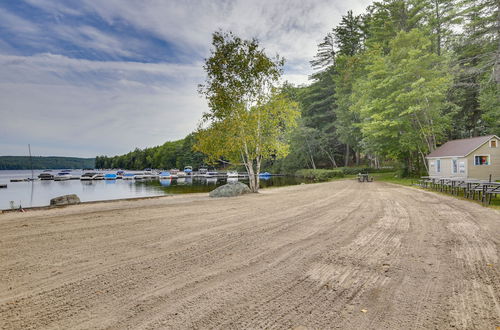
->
[[95, 134, 205, 170], [0, 156, 95, 170], [275, 0, 499, 176], [97, 0, 499, 177]]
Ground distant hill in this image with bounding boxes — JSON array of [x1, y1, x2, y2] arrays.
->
[[0, 156, 95, 170]]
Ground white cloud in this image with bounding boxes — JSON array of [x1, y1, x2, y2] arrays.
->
[[20, 0, 373, 79], [0, 7, 39, 34], [1, 0, 375, 157], [0, 54, 207, 157]]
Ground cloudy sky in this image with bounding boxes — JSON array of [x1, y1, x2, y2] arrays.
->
[[0, 0, 372, 157]]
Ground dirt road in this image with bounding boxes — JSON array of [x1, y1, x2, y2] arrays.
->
[[0, 180, 499, 329]]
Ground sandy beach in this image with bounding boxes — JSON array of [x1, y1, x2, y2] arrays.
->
[[1, 180, 499, 329]]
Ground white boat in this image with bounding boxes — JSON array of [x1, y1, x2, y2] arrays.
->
[[134, 172, 146, 180], [54, 172, 71, 181], [177, 171, 187, 178], [227, 171, 239, 178], [144, 171, 159, 179], [123, 173, 135, 180], [205, 171, 219, 178], [80, 172, 98, 180], [80, 172, 104, 180]]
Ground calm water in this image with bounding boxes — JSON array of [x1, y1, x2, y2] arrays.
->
[[0, 170, 312, 210]]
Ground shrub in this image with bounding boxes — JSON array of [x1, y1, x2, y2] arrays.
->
[[295, 169, 344, 181], [339, 167, 395, 175]]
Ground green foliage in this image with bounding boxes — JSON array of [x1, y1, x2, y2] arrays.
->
[[95, 134, 205, 170], [95, 0, 500, 178], [196, 31, 299, 192], [295, 169, 345, 181], [0, 156, 95, 170], [351, 29, 453, 173], [338, 167, 395, 175]]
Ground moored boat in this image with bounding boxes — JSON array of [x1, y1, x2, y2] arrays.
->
[[159, 171, 172, 179], [54, 172, 71, 181], [104, 173, 117, 180], [227, 171, 239, 178], [144, 171, 159, 179], [80, 172, 103, 180], [184, 166, 193, 175], [134, 172, 146, 180], [123, 173, 135, 180], [205, 171, 219, 178], [38, 173, 54, 180]]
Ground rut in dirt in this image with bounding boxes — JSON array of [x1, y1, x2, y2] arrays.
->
[[0, 180, 499, 329]]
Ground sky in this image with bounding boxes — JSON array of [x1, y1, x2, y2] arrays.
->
[[0, 0, 372, 158]]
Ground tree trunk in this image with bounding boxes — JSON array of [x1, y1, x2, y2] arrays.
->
[[320, 146, 337, 168], [246, 161, 256, 192], [355, 151, 360, 166], [310, 154, 317, 170], [344, 144, 350, 167], [255, 157, 261, 192], [434, 0, 441, 56]]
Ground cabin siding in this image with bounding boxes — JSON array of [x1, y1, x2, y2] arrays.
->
[[467, 137, 500, 180], [428, 157, 467, 178]]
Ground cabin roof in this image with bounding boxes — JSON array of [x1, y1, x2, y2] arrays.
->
[[426, 135, 497, 158]]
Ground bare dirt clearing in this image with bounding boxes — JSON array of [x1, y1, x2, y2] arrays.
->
[[1, 180, 499, 329]]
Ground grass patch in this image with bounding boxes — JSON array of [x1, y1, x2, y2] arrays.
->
[[295, 169, 344, 182], [370, 172, 415, 186]]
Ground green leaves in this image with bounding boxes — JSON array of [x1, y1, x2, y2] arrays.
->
[[196, 31, 299, 191], [351, 29, 453, 159]]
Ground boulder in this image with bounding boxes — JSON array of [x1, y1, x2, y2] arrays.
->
[[50, 194, 81, 206], [209, 182, 251, 198]]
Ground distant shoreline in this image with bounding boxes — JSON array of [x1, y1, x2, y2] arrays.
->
[[0, 156, 95, 170]]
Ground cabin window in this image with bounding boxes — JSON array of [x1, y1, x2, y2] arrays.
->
[[459, 161, 465, 174], [490, 140, 497, 148], [451, 159, 458, 174], [474, 155, 490, 165], [436, 159, 441, 173]]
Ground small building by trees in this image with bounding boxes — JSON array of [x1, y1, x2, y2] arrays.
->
[[426, 135, 500, 180]]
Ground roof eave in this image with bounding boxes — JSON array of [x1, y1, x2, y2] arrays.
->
[[463, 135, 499, 157]]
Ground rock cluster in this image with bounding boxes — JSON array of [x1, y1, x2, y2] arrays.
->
[[209, 182, 251, 198], [50, 194, 81, 206]]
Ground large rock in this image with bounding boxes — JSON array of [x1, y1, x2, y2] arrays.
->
[[209, 182, 251, 198], [50, 194, 81, 206]]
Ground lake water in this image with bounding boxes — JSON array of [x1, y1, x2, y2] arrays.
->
[[0, 170, 312, 210]]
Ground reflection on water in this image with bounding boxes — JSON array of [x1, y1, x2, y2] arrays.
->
[[0, 170, 314, 209]]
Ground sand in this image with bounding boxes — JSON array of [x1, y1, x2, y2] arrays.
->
[[0, 180, 499, 329]]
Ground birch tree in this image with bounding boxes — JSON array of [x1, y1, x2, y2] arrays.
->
[[196, 31, 300, 192]]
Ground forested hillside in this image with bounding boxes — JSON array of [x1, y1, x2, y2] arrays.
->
[[276, 0, 499, 176], [0, 156, 95, 170], [95, 134, 205, 170], [97, 0, 499, 175]]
